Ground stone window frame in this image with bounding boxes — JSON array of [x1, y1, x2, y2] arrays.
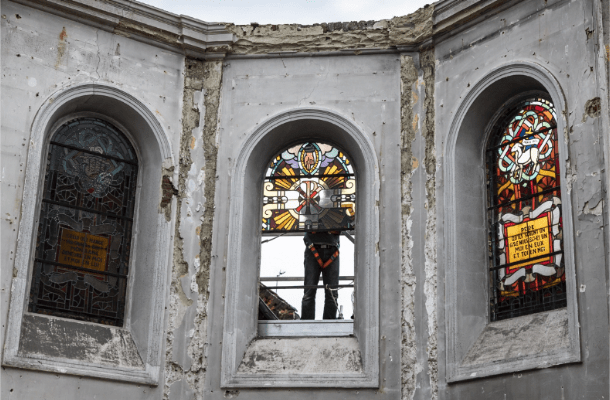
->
[[220, 108, 380, 388], [441, 62, 581, 383], [3, 83, 174, 385]]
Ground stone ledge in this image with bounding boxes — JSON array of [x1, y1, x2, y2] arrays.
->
[[19, 314, 144, 369], [3, 313, 157, 385], [448, 308, 581, 383], [9, 0, 235, 58], [462, 308, 569, 366], [237, 337, 363, 375]]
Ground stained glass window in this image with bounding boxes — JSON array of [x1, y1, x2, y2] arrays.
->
[[486, 97, 566, 321], [28, 118, 138, 327], [262, 142, 356, 232]]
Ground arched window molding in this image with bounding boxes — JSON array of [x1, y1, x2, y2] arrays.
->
[[220, 108, 380, 388], [3, 83, 174, 385], [440, 62, 580, 382]]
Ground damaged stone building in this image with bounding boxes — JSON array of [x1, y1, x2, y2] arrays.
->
[[2, 0, 609, 398]]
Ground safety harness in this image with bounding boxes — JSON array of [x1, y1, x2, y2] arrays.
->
[[304, 236, 339, 269]]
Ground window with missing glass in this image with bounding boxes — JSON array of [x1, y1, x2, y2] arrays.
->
[[486, 97, 566, 321], [259, 142, 356, 333], [28, 117, 138, 327]]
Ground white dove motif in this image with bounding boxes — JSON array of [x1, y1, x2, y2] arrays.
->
[[510, 141, 540, 181]]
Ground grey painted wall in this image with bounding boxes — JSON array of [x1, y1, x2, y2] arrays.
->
[[435, 0, 609, 399], [205, 53, 404, 398], [1, 1, 184, 397]]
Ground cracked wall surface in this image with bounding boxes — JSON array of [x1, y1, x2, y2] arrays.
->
[[400, 54, 419, 400], [399, 48, 438, 400], [1, 0, 184, 398], [164, 59, 223, 400], [420, 48, 437, 400]]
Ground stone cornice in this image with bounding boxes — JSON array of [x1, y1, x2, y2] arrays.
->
[[10, 0, 236, 59], [10, 0, 530, 57], [433, 0, 526, 38]]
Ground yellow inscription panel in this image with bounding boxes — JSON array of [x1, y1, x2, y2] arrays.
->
[[58, 229, 109, 271], [505, 215, 551, 270]]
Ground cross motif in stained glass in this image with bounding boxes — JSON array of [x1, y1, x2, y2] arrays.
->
[[262, 142, 356, 232]]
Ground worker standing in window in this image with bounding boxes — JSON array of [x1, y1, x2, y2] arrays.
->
[[301, 231, 340, 319]]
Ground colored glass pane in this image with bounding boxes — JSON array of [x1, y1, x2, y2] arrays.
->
[[262, 142, 356, 232], [487, 98, 566, 321], [28, 118, 138, 326]]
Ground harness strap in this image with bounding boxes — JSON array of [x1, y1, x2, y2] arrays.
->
[[306, 241, 339, 269]]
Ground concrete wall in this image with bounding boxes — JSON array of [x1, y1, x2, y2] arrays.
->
[[205, 52, 403, 398], [435, 0, 609, 398], [1, 0, 184, 397], [1, 0, 609, 399]]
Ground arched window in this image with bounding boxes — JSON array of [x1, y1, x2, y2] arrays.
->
[[486, 96, 566, 321], [259, 141, 356, 326], [28, 117, 138, 327]]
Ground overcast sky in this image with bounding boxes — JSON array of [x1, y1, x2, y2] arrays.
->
[[137, 0, 433, 25], [261, 235, 355, 320]]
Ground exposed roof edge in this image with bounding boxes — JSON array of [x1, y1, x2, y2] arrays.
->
[[9, 0, 236, 59], [11, 0, 529, 58]]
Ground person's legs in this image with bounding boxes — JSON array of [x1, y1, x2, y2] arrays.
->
[[301, 248, 321, 320], [321, 248, 340, 320]]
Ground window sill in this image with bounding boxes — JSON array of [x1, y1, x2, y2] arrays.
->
[[258, 320, 353, 337], [447, 308, 580, 382], [223, 336, 376, 388], [2, 313, 157, 385]]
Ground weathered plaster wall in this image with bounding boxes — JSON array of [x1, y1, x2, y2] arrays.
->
[[2, 0, 440, 397], [399, 48, 438, 400], [400, 53, 420, 400], [206, 52, 405, 399], [1, 0, 184, 397], [163, 59, 223, 400], [434, 0, 609, 398]]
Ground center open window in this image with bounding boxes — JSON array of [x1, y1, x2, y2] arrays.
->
[[258, 142, 356, 336]]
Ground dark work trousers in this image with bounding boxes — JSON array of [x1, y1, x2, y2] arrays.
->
[[301, 246, 339, 320]]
